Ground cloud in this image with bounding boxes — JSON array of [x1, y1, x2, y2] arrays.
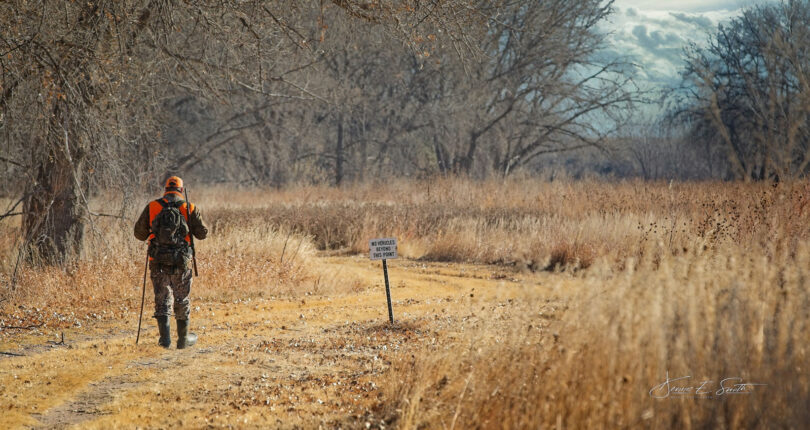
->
[[603, 3, 744, 89], [632, 25, 685, 51], [670, 12, 713, 30], [617, 0, 747, 13]]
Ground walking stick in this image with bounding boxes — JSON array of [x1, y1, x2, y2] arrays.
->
[[135, 252, 148, 345], [184, 187, 199, 277]]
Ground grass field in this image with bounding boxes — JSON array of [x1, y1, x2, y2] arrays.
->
[[0, 179, 808, 428]]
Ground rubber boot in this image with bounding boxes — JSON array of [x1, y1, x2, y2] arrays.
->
[[176, 319, 197, 349], [156, 316, 171, 348]]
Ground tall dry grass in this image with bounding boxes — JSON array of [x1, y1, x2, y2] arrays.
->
[[381, 239, 809, 428], [354, 180, 808, 429], [198, 179, 809, 269]]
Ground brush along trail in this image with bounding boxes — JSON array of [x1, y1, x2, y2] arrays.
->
[[0, 255, 561, 429]]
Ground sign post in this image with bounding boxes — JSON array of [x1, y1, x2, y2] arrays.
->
[[370, 238, 398, 324]]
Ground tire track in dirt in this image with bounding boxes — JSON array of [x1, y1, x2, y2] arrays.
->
[[31, 374, 139, 429], [26, 341, 179, 429], [28, 340, 216, 429], [2, 317, 220, 428]]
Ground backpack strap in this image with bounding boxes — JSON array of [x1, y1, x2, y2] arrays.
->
[[156, 198, 184, 209]]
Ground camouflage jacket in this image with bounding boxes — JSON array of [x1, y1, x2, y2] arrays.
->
[[133, 193, 208, 242]]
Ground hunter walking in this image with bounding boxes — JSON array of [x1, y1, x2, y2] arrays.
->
[[134, 176, 208, 348]]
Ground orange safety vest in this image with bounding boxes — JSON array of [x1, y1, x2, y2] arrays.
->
[[147, 197, 195, 244]]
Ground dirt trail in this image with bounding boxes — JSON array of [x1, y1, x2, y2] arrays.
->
[[0, 256, 559, 429]]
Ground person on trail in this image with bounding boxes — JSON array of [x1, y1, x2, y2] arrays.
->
[[134, 176, 208, 349]]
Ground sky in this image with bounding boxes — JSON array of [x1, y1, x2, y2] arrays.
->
[[605, 0, 757, 88]]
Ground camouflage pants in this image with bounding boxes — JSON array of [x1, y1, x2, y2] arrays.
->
[[151, 265, 193, 320]]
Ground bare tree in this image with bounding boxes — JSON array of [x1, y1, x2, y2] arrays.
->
[[673, 0, 810, 181], [0, 1, 172, 264], [404, 0, 637, 177]]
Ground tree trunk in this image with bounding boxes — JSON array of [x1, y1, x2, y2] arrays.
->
[[22, 115, 87, 265], [433, 132, 448, 176], [335, 115, 344, 186], [459, 133, 477, 175]]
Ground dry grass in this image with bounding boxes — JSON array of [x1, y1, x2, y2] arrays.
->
[[1, 179, 809, 428], [197, 179, 809, 269], [358, 180, 808, 429], [382, 241, 809, 428]]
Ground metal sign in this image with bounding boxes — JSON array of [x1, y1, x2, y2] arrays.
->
[[370, 237, 398, 324], [369, 238, 398, 261]]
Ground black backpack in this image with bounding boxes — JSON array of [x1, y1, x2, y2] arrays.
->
[[149, 199, 191, 267]]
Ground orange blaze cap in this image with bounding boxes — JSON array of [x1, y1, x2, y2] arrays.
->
[[165, 176, 184, 189]]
